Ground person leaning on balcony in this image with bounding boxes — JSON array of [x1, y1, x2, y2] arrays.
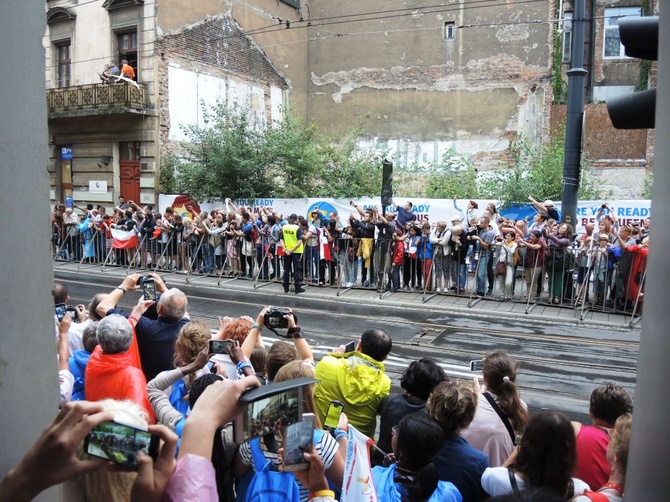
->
[[99, 61, 120, 84], [120, 59, 135, 80]]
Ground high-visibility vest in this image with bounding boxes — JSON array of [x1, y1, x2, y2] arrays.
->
[[282, 224, 303, 254]]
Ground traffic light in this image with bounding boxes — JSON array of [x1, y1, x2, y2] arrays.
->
[[606, 16, 658, 129]]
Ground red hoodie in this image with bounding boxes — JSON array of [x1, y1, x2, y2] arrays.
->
[[85, 346, 155, 422]]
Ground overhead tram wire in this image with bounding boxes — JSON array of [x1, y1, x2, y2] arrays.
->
[[45, 0, 562, 75], [46, 0, 555, 72]]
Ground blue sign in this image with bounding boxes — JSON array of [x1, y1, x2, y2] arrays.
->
[[60, 146, 73, 160], [65, 196, 73, 207]]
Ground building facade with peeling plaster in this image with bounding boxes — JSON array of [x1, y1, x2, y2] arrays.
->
[[44, 0, 655, 207]]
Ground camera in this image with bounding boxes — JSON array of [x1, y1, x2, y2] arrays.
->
[[136, 275, 151, 286], [263, 307, 296, 330], [55, 303, 76, 322]]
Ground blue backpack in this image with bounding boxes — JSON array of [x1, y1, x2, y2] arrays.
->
[[242, 438, 301, 502]]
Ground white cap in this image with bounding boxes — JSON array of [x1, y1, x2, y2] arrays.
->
[[450, 214, 461, 221], [543, 199, 554, 207]]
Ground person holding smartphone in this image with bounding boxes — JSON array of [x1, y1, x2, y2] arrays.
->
[[147, 321, 214, 432], [96, 273, 190, 381], [0, 400, 178, 502]]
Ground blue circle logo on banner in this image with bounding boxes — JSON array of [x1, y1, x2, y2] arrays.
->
[[307, 202, 337, 219]]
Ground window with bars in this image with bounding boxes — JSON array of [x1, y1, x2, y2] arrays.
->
[[444, 22, 455, 40], [603, 7, 642, 58]]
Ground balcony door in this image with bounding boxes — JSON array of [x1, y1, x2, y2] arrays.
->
[[119, 141, 140, 203]]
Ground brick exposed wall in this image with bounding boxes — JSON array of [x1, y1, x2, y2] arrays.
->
[[551, 104, 648, 166], [156, 15, 289, 156], [158, 16, 287, 90]]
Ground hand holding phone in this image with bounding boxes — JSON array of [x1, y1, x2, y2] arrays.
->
[[141, 278, 156, 301], [209, 339, 234, 355], [282, 414, 315, 471], [323, 401, 344, 430], [344, 341, 356, 353], [470, 360, 483, 372], [84, 421, 159, 470]]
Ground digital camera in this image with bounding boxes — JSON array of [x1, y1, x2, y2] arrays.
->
[[55, 303, 76, 322], [136, 275, 151, 285], [263, 307, 296, 330]]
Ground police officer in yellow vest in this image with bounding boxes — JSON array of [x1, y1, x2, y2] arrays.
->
[[281, 213, 305, 294]]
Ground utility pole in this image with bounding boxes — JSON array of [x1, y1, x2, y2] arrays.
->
[[561, 0, 587, 227]]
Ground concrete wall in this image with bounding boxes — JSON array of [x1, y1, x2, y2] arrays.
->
[[306, 0, 552, 170], [1, 2, 63, 500]]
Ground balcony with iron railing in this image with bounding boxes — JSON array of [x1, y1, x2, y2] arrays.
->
[[46, 82, 147, 119]]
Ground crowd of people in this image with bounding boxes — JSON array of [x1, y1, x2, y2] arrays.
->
[[1, 275, 636, 501], [51, 195, 650, 314]]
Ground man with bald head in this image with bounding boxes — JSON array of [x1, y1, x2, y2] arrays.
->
[[96, 272, 190, 380]]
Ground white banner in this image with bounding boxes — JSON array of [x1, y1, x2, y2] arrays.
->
[[158, 195, 651, 235]]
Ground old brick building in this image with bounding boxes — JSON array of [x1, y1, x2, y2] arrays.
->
[[45, 0, 654, 205], [45, 0, 293, 208], [556, 0, 656, 197]]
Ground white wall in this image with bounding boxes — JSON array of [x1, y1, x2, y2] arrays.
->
[[168, 64, 274, 141]]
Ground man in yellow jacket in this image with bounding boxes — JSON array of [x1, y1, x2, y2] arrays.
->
[[314, 329, 392, 439]]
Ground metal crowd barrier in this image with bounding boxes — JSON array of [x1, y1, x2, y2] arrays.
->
[[54, 228, 645, 324]]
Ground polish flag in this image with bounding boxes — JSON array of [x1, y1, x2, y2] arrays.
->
[[319, 229, 332, 262], [340, 425, 378, 502], [111, 228, 139, 249]]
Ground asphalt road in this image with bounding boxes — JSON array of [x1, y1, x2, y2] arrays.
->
[[58, 268, 639, 424]]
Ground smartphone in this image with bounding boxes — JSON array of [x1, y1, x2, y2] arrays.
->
[[323, 400, 345, 430], [142, 279, 156, 301], [84, 420, 159, 469], [282, 414, 315, 471], [344, 341, 356, 353], [470, 360, 484, 372], [209, 339, 234, 354]]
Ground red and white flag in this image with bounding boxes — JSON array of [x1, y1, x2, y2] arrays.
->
[[319, 229, 332, 262], [340, 425, 378, 502], [111, 228, 139, 249]]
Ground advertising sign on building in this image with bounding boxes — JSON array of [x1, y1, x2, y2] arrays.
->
[[60, 145, 73, 160], [89, 180, 108, 193]]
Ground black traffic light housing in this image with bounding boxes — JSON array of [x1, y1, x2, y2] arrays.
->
[[606, 16, 658, 129]]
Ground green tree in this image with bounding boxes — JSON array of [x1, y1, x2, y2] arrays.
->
[[157, 152, 184, 195], [315, 121, 381, 197], [264, 109, 322, 198], [172, 102, 273, 201], [425, 150, 479, 198], [478, 126, 601, 207], [163, 103, 382, 199]]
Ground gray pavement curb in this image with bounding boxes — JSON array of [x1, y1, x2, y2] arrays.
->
[[54, 261, 640, 333]]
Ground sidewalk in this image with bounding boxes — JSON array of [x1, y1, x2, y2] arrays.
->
[[53, 260, 639, 331]]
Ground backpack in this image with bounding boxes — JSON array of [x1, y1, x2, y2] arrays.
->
[[243, 438, 301, 502]]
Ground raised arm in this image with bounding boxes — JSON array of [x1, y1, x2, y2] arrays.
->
[[96, 273, 141, 317], [350, 200, 366, 217], [241, 307, 267, 358], [527, 195, 544, 212], [285, 312, 313, 364]]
